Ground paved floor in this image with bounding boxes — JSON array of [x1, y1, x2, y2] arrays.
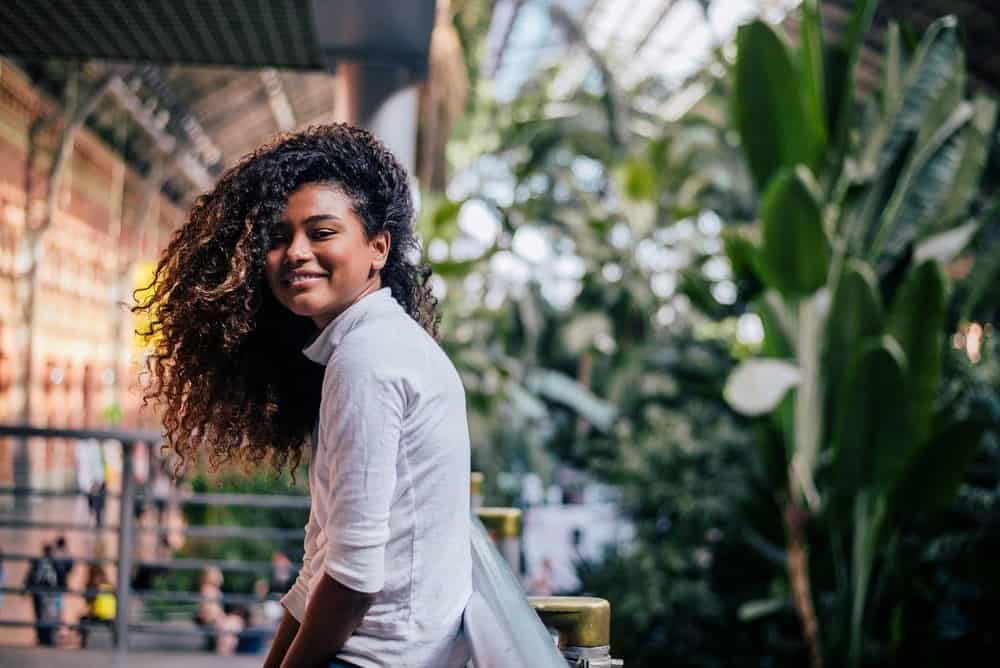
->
[[0, 646, 262, 668]]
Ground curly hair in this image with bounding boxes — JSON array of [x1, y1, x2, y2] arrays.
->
[[134, 123, 439, 474]]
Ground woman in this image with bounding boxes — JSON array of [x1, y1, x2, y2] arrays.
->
[[135, 124, 472, 667]]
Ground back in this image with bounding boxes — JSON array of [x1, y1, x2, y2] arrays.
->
[[298, 288, 472, 668]]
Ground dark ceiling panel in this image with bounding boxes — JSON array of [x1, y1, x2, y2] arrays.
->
[[0, 0, 435, 76]]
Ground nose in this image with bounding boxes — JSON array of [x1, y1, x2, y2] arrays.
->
[[286, 233, 312, 263]]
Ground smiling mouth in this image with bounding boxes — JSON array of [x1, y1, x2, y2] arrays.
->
[[282, 273, 328, 287]]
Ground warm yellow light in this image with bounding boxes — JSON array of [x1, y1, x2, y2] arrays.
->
[[132, 261, 160, 352]]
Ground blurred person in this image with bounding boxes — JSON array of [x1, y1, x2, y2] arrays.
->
[[195, 566, 224, 652], [216, 603, 246, 655], [78, 564, 116, 648], [52, 536, 73, 624], [87, 480, 106, 528], [24, 543, 59, 646], [253, 577, 284, 627], [134, 124, 472, 668], [151, 461, 172, 531], [527, 557, 555, 596], [269, 551, 295, 594], [0, 547, 6, 610]]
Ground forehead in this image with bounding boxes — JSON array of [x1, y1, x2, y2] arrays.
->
[[282, 182, 355, 219]]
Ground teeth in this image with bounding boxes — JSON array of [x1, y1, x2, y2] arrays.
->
[[288, 274, 322, 284]]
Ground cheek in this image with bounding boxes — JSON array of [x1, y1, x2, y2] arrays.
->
[[264, 254, 283, 286]]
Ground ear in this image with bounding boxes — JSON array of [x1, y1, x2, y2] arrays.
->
[[370, 230, 391, 270]]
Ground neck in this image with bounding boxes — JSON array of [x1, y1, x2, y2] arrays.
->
[[312, 277, 382, 329]]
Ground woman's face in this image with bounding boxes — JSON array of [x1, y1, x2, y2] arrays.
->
[[265, 183, 389, 329]]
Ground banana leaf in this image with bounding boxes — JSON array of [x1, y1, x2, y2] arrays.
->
[[881, 22, 904, 112], [860, 17, 962, 178], [871, 102, 972, 267], [888, 260, 947, 446], [889, 417, 989, 517], [825, 0, 877, 164], [524, 368, 616, 432], [799, 0, 829, 153], [831, 336, 913, 504], [822, 259, 883, 442], [939, 94, 998, 222], [734, 20, 822, 192], [760, 167, 830, 298]]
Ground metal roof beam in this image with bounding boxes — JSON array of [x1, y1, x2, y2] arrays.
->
[[260, 68, 297, 132]]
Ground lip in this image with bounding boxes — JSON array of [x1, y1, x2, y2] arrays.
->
[[281, 271, 328, 288]]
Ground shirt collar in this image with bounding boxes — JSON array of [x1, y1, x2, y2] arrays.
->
[[302, 287, 395, 365]]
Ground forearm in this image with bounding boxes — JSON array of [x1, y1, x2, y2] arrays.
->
[[279, 572, 375, 668], [263, 610, 300, 668]]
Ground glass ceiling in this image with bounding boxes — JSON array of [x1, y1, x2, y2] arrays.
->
[[486, 0, 802, 119]]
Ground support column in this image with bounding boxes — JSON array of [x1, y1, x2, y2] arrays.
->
[[333, 61, 419, 173]]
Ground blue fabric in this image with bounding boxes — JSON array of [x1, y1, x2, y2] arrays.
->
[[328, 660, 358, 668]]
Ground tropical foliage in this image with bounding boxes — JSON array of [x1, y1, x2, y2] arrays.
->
[[433, 1, 1000, 666], [720, 2, 998, 665]]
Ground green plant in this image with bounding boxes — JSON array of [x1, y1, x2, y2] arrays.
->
[[722, 3, 997, 665]]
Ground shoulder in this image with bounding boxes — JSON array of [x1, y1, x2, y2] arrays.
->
[[330, 303, 431, 378]]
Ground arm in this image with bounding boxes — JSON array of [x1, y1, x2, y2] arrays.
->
[[262, 610, 299, 668], [272, 462, 324, 665], [281, 346, 405, 665], [278, 573, 375, 668]]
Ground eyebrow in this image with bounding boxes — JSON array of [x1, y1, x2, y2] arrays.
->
[[275, 214, 342, 226]]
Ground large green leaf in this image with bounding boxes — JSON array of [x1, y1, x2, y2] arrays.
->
[[525, 368, 616, 432], [870, 101, 972, 266], [961, 228, 1000, 321], [913, 220, 979, 264], [889, 418, 988, 517], [755, 291, 795, 359], [860, 17, 963, 178], [831, 337, 913, 497], [760, 167, 831, 297], [881, 22, 904, 111], [734, 21, 822, 191], [799, 0, 829, 153], [888, 260, 947, 446], [825, 0, 877, 165], [913, 39, 965, 152], [939, 94, 999, 221], [822, 260, 883, 441]]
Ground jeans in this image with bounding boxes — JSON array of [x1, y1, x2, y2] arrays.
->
[[328, 661, 358, 668]]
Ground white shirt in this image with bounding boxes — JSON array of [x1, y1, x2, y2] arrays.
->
[[281, 288, 472, 668]]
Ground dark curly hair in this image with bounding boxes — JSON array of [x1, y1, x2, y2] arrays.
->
[[134, 123, 439, 474]]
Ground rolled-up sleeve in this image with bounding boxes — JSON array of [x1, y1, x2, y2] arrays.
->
[[280, 504, 322, 622], [318, 350, 405, 594]]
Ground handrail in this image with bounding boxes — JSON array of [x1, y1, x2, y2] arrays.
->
[[0, 552, 288, 572], [0, 518, 304, 541], [466, 514, 566, 668], [0, 486, 312, 508], [0, 424, 160, 442], [1, 585, 282, 605]]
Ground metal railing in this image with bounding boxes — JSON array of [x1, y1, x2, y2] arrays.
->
[[1, 424, 158, 652], [1, 425, 623, 665]]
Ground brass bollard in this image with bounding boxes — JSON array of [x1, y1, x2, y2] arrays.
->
[[529, 596, 622, 667], [470, 471, 484, 509], [474, 506, 521, 572]]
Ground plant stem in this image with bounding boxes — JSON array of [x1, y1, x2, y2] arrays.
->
[[785, 493, 824, 668]]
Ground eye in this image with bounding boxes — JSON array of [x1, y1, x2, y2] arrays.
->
[[311, 228, 336, 240], [268, 230, 290, 247]]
